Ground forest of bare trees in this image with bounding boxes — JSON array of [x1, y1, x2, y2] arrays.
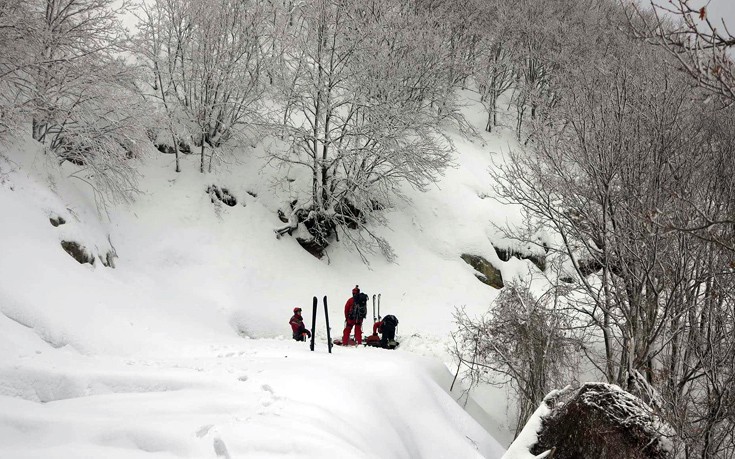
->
[[1, 0, 734, 456], [449, 1, 735, 457]]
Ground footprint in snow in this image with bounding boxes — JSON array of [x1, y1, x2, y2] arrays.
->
[[260, 384, 277, 407], [213, 436, 231, 459], [196, 424, 214, 438]]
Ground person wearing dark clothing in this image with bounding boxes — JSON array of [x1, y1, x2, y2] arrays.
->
[[289, 307, 311, 341], [341, 285, 364, 345], [373, 314, 398, 348]]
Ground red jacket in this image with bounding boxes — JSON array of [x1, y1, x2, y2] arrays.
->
[[344, 297, 360, 322], [289, 313, 306, 334]]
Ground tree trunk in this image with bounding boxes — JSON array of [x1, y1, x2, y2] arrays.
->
[[200, 133, 205, 173]]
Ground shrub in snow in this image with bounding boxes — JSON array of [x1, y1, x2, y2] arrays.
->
[[527, 383, 674, 459]]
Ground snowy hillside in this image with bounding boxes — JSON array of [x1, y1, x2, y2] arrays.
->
[[0, 92, 532, 457]]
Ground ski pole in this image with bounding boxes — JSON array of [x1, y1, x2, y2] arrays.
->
[[372, 294, 376, 324], [323, 295, 332, 353], [310, 296, 317, 351]]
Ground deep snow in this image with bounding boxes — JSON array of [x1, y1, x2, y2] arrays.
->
[[0, 92, 536, 457]]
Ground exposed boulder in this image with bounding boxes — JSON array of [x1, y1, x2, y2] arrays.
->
[[274, 203, 331, 259], [522, 383, 674, 459], [334, 198, 363, 229], [494, 246, 546, 272], [155, 140, 192, 155], [561, 258, 624, 284], [60, 241, 95, 265], [49, 215, 66, 227], [99, 250, 117, 268], [207, 185, 237, 207], [461, 253, 504, 289], [296, 236, 326, 259]]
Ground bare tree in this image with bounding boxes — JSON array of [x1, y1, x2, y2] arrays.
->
[[269, 0, 455, 260], [627, 0, 735, 104], [136, 0, 265, 173], [473, 38, 515, 133], [0, 0, 149, 204], [0, 0, 36, 133], [490, 21, 735, 454], [451, 281, 579, 435], [625, 0, 735, 261]]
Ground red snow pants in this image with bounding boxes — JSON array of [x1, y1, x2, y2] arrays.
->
[[342, 319, 363, 344]]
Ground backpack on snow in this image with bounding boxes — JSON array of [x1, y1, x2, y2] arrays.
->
[[349, 292, 369, 321]]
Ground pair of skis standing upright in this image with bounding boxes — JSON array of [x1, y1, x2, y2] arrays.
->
[[307, 294, 381, 352]]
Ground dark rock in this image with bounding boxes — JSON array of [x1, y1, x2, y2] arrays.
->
[[334, 198, 363, 229], [99, 251, 117, 268], [495, 247, 513, 262], [246, 190, 258, 198], [49, 215, 66, 227], [207, 185, 237, 207], [529, 383, 674, 459], [302, 212, 333, 246], [526, 254, 546, 272], [461, 253, 504, 289], [156, 141, 192, 155], [296, 237, 325, 259], [574, 258, 623, 278], [578, 258, 604, 277], [60, 241, 95, 265], [494, 246, 546, 271], [371, 199, 385, 211]]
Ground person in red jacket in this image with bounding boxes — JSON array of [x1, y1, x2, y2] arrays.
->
[[289, 307, 311, 341], [341, 285, 364, 345]]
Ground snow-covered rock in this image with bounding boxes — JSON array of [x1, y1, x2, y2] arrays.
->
[[504, 383, 675, 459]]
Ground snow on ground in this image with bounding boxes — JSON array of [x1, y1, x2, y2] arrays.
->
[[0, 339, 500, 458], [500, 402, 551, 459], [0, 94, 529, 457]]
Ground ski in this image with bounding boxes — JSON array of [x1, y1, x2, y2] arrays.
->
[[377, 293, 381, 320], [372, 294, 376, 324], [310, 296, 317, 351], [323, 295, 332, 353], [332, 338, 357, 346]]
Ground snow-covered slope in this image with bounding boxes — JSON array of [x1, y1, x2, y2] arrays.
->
[[0, 94, 528, 457]]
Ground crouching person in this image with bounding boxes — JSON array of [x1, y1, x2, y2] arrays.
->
[[289, 307, 312, 341], [371, 314, 399, 349]]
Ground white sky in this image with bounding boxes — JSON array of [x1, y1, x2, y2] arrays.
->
[[701, 0, 735, 28]]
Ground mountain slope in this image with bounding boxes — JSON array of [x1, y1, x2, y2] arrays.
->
[[0, 94, 528, 456]]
